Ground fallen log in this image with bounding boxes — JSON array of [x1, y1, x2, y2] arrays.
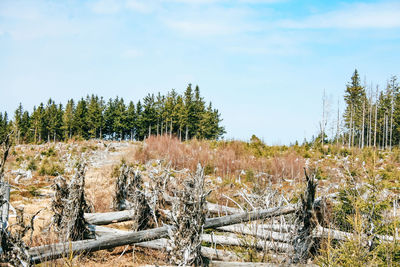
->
[[89, 225, 292, 253], [84, 202, 239, 225], [313, 226, 400, 243], [202, 233, 293, 253], [30, 203, 297, 263], [84, 210, 133, 225], [217, 224, 291, 243], [218, 223, 400, 244], [206, 202, 241, 215]]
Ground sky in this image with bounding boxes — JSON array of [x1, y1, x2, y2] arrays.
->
[[1, 0, 400, 144]]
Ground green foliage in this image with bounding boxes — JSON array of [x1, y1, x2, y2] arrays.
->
[[27, 159, 37, 171], [40, 146, 56, 157], [38, 159, 64, 176]]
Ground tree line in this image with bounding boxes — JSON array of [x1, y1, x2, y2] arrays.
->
[[319, 69, 400, 150], [0, 84, 225, 143]]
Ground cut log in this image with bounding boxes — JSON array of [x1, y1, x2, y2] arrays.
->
[[29, 204, 297, 263]]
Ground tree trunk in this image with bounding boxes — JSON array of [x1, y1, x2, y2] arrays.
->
[[361, 100, 365, 148], [30, 204, 297, 263]]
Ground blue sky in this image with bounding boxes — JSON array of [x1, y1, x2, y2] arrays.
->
[[1, 0, 400, 144]]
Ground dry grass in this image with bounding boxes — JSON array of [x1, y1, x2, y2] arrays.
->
[[3, 137, 400, 266], [134, 135, 304, 182]]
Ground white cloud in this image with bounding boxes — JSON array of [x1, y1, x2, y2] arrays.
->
[[126, 0, 156, 13], [90, 0, 121, 14], [279, 2, 400, 29], [165, 20, 238, 36]]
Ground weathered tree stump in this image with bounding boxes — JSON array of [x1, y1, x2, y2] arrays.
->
[[51, 161, 92, 241], [168, 164, 208, 266], [113, 164, 153, 231], [291, 169, 319, 263]]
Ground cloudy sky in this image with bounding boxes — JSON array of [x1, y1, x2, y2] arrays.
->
[[1, 0, 400, 144]]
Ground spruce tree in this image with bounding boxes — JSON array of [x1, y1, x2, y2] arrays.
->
[[74, 98, 88, 139], [62, 99, 75, 139], [343, 69, 367, 147]]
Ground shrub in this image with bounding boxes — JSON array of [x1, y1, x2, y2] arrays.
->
[[27, 159, 37, 171], [38, 159, 64, 176]]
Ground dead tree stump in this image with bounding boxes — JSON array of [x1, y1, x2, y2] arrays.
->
[[51, 161, 92, 241], [168, 164, 208, 266], [113, 164, 153, 231], [291, 169, 319, 264]]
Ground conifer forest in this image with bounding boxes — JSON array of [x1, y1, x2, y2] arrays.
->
[[0, 84, 225, 144]]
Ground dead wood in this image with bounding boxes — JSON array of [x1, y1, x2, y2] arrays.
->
[[113, 164, 155, 231], [201, 233, 293, 253], [51, 161, 92, 241], [217, 224, 291, 243], [29, 202, 297, 263], [0, 132, 12, 183], [291, 169, 319, 264], [167, 164, 208, 266], [0, 202, 39, 266], [83, 201, 239, 226]]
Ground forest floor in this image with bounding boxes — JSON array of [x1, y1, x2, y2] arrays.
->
[[3, 136, 400, 266]]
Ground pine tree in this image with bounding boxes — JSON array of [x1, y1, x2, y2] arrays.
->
[[343, 69, 367, 147], [62, 99, 75, 139], [126, 101, 136, 140], [31, 103, 45, 143], [87, 95, 103, 139], [193, 85, 205, 138], [113, 97, 127, 140], [13, 103, 23, 144], [0, 112, 10, 141], [143, 94, 157, 138], [135, 100, 144, 140], [183, 84, 195, 140], [74, 98, 88, 139], [44, 99, 62, 142], [20, 111, 31, 143]]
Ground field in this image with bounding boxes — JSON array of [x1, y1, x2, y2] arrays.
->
[[1, 135, 400, 266]]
